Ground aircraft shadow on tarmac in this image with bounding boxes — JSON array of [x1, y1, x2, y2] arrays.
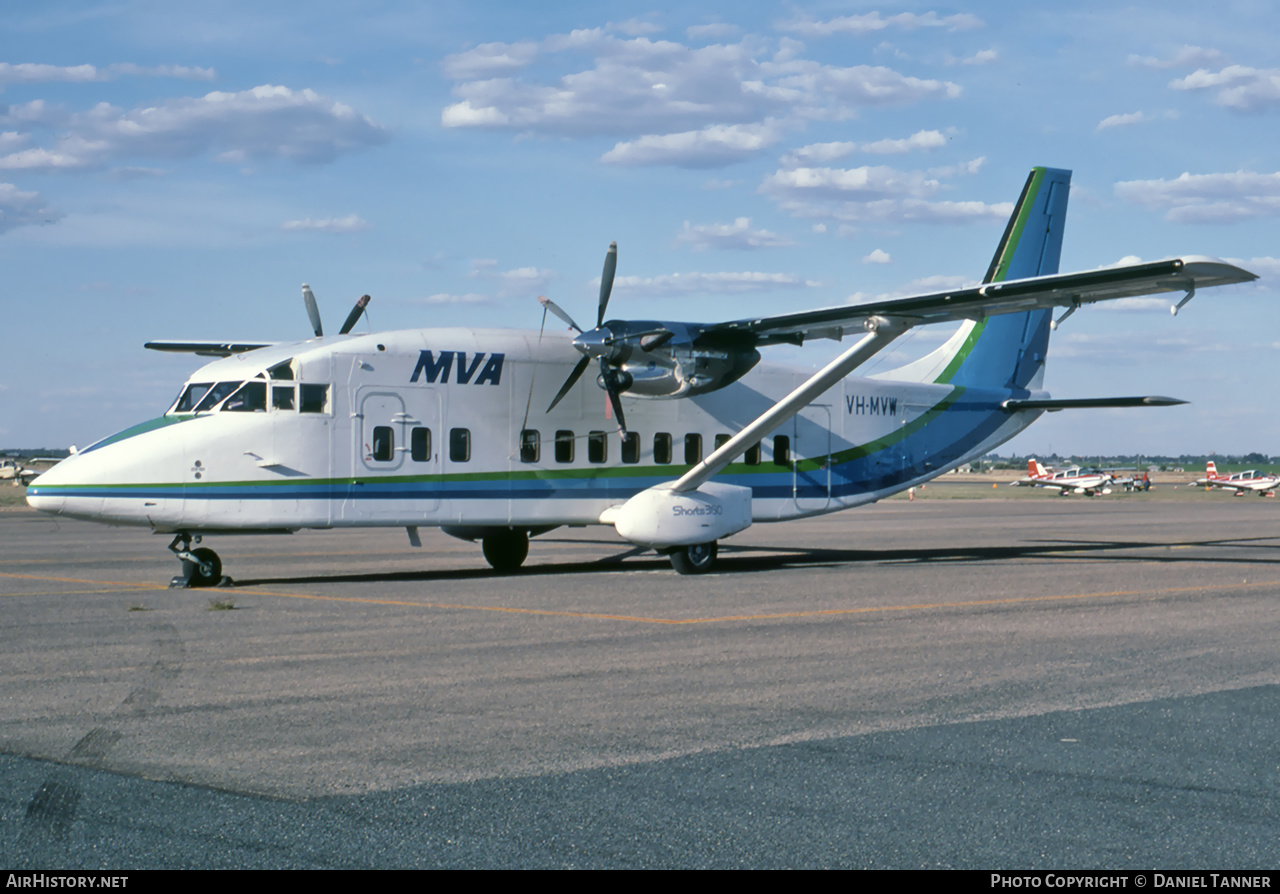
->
[[231, 534, 1280, 587]]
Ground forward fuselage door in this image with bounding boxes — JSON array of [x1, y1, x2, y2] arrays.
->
[[792, 404, 832, 511], [345, 386, 441, 521]]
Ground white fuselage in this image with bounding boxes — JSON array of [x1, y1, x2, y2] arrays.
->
[[27, 327, 1041, 537]]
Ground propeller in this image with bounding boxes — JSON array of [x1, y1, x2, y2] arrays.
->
[[339, 294, 371, 335], [597, 240, 617, 327], [541, 241, 643, 434], [301, 285, 373, 338], [302, 283, 323, 337]]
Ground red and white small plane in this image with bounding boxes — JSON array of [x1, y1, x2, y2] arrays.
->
[[1195, 461, 1279, 497], [1015, 459, 1115, 496]]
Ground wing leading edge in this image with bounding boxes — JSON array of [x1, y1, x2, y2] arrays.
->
[[144, 340, 276, 357], [708, 257, 1257, 346]]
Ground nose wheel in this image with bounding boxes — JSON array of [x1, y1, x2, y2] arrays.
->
[[168, 533, 230, 588]]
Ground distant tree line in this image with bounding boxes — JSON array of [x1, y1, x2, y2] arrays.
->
[[978, 453, 1276, 472]]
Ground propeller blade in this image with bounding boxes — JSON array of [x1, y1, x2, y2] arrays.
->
[[600, 359, 628, 435], [338, 294, 371, 335], [597, 241, 617, 328], [547, 354, 592, 413], [538, 296, 582, 333], [302, 284, 323, 337]]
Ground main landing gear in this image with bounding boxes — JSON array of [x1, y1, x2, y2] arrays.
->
[[482, 529, 529, 572], [167, 533, 230, 589], [667, 541, 718, 575]]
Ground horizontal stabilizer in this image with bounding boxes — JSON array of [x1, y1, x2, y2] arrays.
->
[[1002, 396, 1186, 412], [144, 340, 275, 357]]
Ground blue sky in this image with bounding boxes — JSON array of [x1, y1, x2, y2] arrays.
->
[[1, 1, 1277, 457]]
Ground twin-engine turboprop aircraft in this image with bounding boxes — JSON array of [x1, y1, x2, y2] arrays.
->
[[26, 167, 1257, 583]]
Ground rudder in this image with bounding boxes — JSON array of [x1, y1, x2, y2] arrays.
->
[[936, 167, 1071, 391]]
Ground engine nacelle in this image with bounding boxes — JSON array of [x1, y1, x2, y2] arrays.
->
[[600, 481, 753, 548]]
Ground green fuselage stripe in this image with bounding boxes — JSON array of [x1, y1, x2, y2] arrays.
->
[[932, 167, 1045, 387]]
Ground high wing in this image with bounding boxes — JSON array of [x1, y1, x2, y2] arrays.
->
[[144, 340, 276, 357], [707, 257, 1256, 346]]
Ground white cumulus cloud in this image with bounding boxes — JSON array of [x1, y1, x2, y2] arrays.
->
[[862, 249, 891, 264], [280, 214, 371, 233], [760, 159, 1003, 224], [440, 29, 962, 168], [1170, 65, 1280, 113], [0, 85, 388, 173], [0, 182, 61, 234], [676, 217, 794, 251], [1129, 46, 1226, 70], [779, 12, 983, 37], [612, 271, 820, 297], [782, 130, 948, 167], [0, 62, 215, 84], [602, 122, 783, 167], [1115, 170, 1280, 222], [471, 258, 557, 298], [1097, 111, 1148, 130]]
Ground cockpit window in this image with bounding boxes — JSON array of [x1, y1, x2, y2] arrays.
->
[[172, 382, 213, 413], [268, 360, 295, 381], [193, 381, 243, 413], [223, 381, 266, 412]]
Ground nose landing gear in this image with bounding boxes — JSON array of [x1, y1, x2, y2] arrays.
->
[[168, 533, 230, 588]]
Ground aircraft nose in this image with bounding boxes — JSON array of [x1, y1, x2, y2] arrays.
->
[[25, 456, 74, 515]]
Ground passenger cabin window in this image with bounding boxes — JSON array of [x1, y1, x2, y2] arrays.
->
[[371, 426, 394, 462], [621, 432, 640, 464], [773, 435, 791, 467], [411, 427, 431, 462], [272, 385, 295, 411], [744, 442, 761, 466], [450, 428, 471, 462], [555, 430, 574, 464], [223, 381, 266, 413], [299, 384, 329, 414], [684, 433, 702, 464], [588, 431, 607, 464], [715, 433, 731, 451], [653, 433, 672, 464], [520, 429, 539, 463]]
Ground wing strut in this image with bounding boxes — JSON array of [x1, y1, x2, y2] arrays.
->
[[671, 316, 910, 495]]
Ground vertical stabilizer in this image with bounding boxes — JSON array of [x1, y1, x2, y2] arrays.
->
[[925, 167, 1071, 391]]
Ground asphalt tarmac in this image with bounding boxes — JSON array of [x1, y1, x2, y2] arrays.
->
[[1, 497, 1278, 868]]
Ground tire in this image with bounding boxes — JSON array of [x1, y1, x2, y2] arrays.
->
[[189, 548, 222, 588], [482, 530, 529, 572], [669, 541, 717, 575]]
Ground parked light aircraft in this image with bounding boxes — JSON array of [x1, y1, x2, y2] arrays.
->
[[0, 459, 45, 486], [26, 167, 1258, 584], [1013, 459, 1118, 496], [1195, 461, 1279, 496]]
